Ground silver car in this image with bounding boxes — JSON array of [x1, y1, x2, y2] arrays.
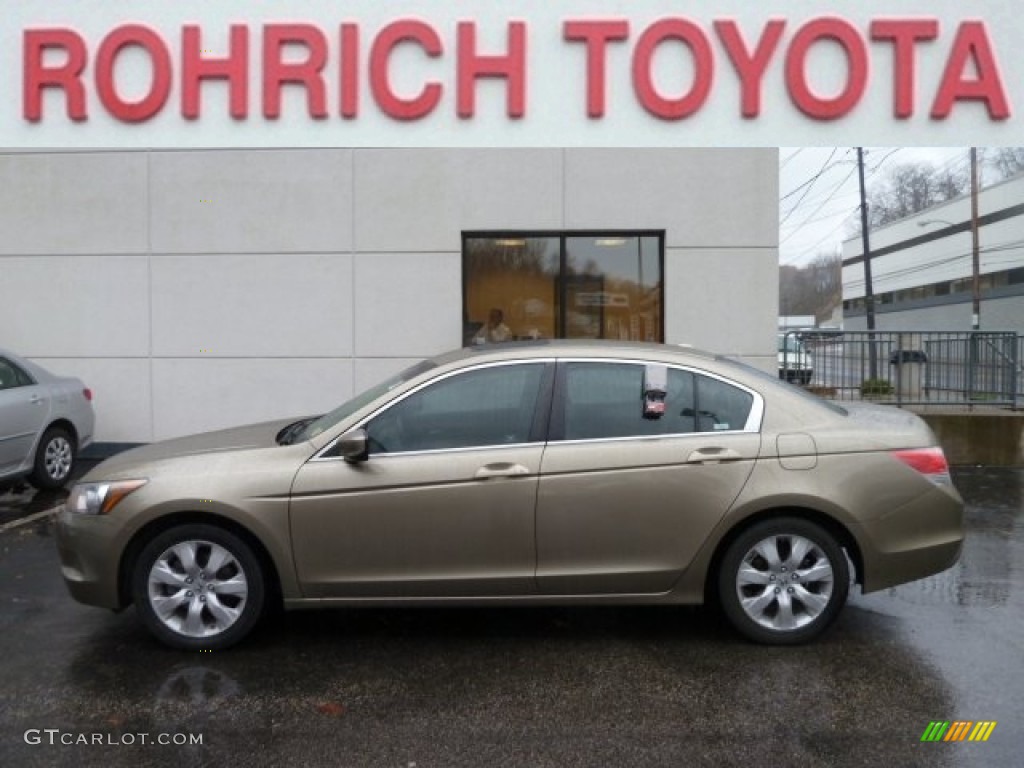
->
[[56, 341, 963, 650], [0, 348, 95, 489]]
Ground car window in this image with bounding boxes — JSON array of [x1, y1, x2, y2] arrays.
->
[[558, 362, 756, 440], [695, 374, 754, 432], [365, 363, 546, 454], [0, 357, 33, 390], [561, 362, 697, 440]]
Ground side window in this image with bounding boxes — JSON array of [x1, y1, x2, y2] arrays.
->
[[695, 375, 754, 432], [366, 364, 545, 454], [562, 363, 696, 440], [0, 358, 33, 391]]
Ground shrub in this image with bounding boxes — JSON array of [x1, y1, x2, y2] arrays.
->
[[860, 378, 894, 397]]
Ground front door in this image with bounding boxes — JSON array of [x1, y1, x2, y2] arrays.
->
[[290, 361, 552, 598]]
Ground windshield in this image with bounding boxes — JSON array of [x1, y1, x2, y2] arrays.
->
[[292, 360, 437, 442]]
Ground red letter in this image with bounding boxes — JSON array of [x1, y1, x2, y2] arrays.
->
[[23, 28, 88, 122], [715, 20, 785, 118], [632, 19, 713, 120], [370, 21, 443, 121], [786, 18, 868, 120], [96, 25, 172, 122], [182, 25, 249, 120], [263, 24, 328, 119], [564, 20, 629, 118], [871, 19, 938, 119], [931, 21, 1010, 120], [340, 23, 359, 119], [457, 22, 527, 118]]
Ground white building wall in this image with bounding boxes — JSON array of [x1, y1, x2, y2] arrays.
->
[[0, 148, 777, 444], [842, 172, 1024, 300]]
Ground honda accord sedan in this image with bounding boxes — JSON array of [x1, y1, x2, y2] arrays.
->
[[56, 341, 963, 650]]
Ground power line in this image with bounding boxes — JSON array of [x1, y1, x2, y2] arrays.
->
[[779, 147, 840, 210], [780, 163, 859, 246]]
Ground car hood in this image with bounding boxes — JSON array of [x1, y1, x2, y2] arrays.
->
[[83, 418, 301, 479]]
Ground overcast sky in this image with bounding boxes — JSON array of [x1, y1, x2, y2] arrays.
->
[[778, 146, 969, 267]]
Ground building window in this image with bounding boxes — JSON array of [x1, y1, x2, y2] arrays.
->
[[462, 232, 664, 345]]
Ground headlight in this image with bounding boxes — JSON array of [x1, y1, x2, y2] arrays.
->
[[66, 479, 147, 515]]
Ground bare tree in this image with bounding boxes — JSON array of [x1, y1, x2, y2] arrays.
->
[[779, 253, 841, 321], [987, 147, 1024, 181], [867, 161, 968, 228]]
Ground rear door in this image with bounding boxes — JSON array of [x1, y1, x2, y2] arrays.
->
[[0, 357, 49, 476], [535, 360, 761, 594]]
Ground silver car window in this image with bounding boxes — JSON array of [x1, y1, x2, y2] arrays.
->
[[0, 357, 33, 390]]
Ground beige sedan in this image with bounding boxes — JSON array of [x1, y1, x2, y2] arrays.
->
[[56, 341, 964, 649]]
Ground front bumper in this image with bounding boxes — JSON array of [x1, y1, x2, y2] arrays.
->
[[54, 505, 125, 610]]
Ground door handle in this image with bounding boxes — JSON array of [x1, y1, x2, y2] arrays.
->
[[475, 463, 530, 479], [29, 395, 43, 405], [686, 447, 742, 464]]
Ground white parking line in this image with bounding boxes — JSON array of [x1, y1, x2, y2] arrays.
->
[[0, 507, 60, 533]]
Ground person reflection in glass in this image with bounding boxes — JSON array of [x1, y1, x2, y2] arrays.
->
[[473, 308, 512, 344]]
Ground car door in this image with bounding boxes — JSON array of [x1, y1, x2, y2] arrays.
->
[[0, 357, 50, 476], [535, 360, 762, 595], [289, 360, 554, 598]]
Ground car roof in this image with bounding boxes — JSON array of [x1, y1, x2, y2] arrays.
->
[[433, 339, 718, 367]]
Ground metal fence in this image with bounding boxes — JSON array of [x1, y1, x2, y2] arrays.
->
[[781, 330, 1021, 408]]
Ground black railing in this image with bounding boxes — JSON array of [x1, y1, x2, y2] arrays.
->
[[780, 330, 1020, 409]]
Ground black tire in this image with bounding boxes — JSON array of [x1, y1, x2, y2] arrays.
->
[[27, 426, 76, 490], [718, 517, 849, 645], [132, 524, 265, 651]]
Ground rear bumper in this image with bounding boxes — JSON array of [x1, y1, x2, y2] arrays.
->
[[858, 484, 965, 593]]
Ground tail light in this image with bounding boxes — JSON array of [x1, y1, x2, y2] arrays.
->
[[891, 447, 952, 486], [83, 387, 93, 402]]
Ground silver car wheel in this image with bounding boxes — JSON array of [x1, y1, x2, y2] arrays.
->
[[44, 436, 73, 481], [735, 534, 835, 632], [147, 540, 249, 638]]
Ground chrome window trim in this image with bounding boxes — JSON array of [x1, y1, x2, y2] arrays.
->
[[312, 359, 555, 461], [312, 354, 764, 462]]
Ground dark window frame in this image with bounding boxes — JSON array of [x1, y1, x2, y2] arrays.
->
[[461, 230, 666, 344]]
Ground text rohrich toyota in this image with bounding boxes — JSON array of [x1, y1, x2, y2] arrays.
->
[[56, 341, 963, 650]]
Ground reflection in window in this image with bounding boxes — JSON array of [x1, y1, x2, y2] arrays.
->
[[366, 364, 545, 454], [560, 362, 753, 441], [463, 233, 663, 344]]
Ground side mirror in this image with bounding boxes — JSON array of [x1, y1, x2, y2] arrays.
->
[[337, 428, 369, 463]]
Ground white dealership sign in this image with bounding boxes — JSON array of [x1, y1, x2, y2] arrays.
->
[[2, 0, 1021, 147]]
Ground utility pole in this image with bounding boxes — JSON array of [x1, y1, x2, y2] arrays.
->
[[970, 147, 981, 330], [857, 147, 878, 379]]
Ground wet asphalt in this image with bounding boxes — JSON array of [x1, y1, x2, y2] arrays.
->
[[0, 465, 1021, 767]]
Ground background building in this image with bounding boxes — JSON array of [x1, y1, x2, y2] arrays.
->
[[842, 172, 1024, 332], [0, 148, 779, 447]]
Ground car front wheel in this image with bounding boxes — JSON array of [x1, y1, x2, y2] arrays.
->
[[132, 524, 265, 651], [718, 518, 849, 645]]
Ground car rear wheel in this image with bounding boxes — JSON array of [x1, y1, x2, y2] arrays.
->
[[132, 524, 265, 651], [28, 426, 75, 490], [718, 518, 849, 645]]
